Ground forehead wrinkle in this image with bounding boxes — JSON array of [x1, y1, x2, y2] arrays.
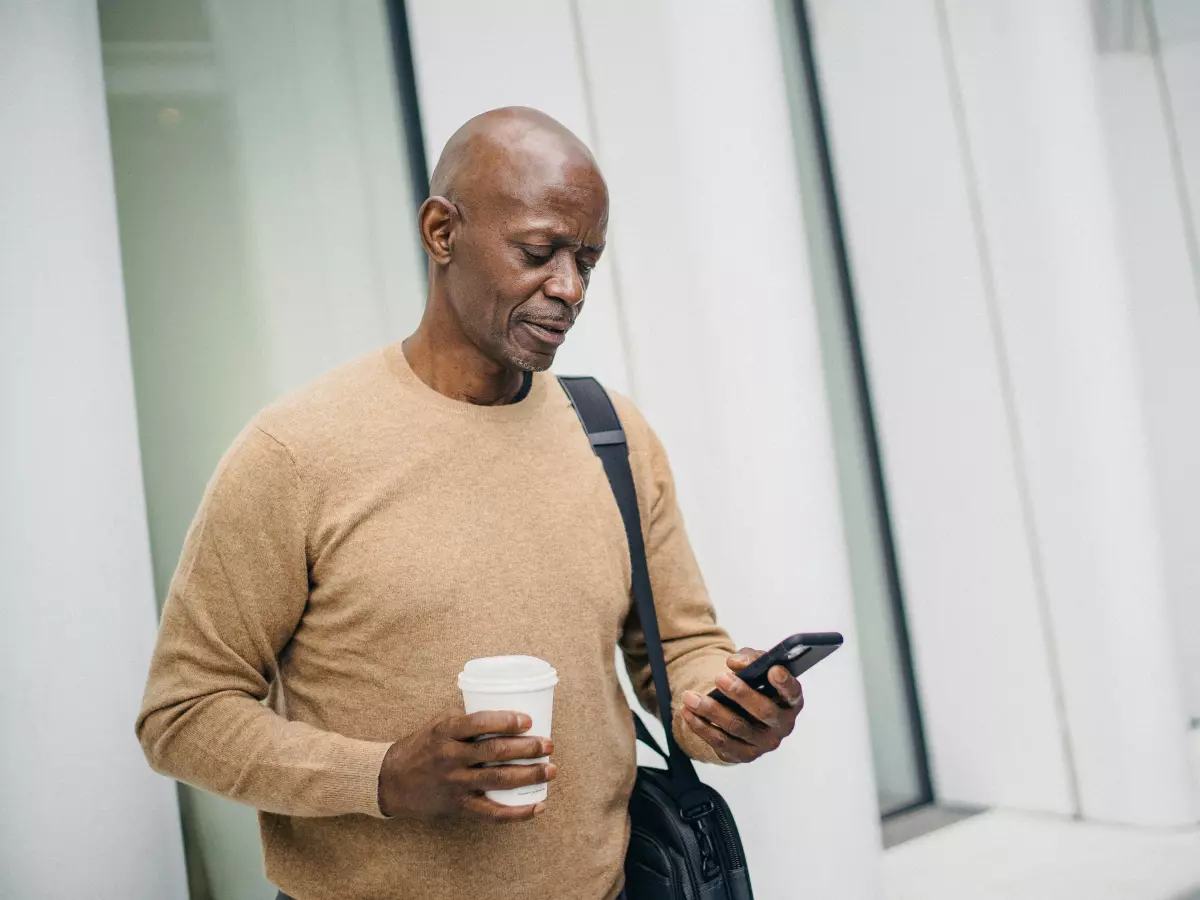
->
[[511, 217, 607, 251]]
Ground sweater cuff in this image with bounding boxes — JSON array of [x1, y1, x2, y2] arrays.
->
[[323, 737, 394, 818]]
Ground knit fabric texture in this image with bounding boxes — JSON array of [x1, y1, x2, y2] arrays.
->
[[137, 343, 735, 900]]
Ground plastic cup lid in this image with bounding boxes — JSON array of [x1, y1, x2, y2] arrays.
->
[[458, 655, 558, 693]]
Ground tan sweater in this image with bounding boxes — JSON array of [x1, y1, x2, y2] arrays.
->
[[137, 343, 735, 900]]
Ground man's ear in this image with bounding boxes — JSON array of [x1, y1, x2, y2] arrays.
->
[[419, 196, 458, 264]]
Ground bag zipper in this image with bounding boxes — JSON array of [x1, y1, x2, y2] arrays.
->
[[711, 804, 747, 869]]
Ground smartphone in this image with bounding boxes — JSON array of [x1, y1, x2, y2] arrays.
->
[[708, 632, 843, 715]]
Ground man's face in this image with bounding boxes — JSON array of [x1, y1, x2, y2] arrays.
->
[[444, 162, 608, 372]]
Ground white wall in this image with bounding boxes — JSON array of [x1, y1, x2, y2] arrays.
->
[[811, 0, 1198, 826], [943, 0, 1195, 826], [1154, 0, 1200, 724], [1096, 0, 1200, 726], [407, 2, 884, 897], [0, 3, 188, 897], [807, 0, 1076, 815]]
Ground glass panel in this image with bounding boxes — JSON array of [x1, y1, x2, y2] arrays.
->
[[98, 1, 426, 896], [775, 0, 932, 817]]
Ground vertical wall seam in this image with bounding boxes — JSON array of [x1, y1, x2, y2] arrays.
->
[[566, 0, 639, 400], [1145, 0, 1200, 314], [933, 0, 1084, 817], [788, 0, 936, 812]]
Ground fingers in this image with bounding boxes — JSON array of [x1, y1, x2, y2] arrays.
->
[[460, 762, 557, 792], [726, 647, 764, 673], [712, 671, 783, 730], [438, 711, 532, 741], [769, 665, 805, 709], [681, 708, 757, 764], [725, 651, 801, 707], [464, 735, 553, 765], [683, 689, 767, 744], [461, 794, 547, 823]]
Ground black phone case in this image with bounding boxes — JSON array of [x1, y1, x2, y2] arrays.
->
[[709, 632, 842, 715]]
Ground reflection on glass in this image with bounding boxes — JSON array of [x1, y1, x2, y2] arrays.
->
[[98, 1, 425, 896]]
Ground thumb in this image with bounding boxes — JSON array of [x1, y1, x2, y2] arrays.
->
[[727, 647, 763, 671]]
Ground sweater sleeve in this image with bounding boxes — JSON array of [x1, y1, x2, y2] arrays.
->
[[611, 397, 737, 766], [135, 424, 392, 818]]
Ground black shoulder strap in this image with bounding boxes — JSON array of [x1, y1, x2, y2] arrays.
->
[[558, 376, 702, 793]]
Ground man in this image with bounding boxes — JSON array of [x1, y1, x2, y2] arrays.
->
[[137, 107, 804, 900]]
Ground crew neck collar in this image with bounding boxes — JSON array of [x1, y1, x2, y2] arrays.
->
[[382, 342, 550, 423]]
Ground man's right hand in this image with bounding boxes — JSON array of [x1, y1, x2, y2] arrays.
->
[[378, 711, 555, 822]]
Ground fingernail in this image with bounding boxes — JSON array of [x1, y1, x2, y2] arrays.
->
[[518, 715, 532, 730], [534, 803, 547, 815], [545, 764, 558, 780], [771, 668, 787, 684], [543, 739, 554, 755], [716, 673, 734, 690], [731, 654, 747, 665], [683, 691, 701, 709]]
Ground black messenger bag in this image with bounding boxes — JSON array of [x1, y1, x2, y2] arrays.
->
[[559, 376, 754, 900]]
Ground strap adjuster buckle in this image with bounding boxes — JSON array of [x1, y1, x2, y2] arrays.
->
[[680, 799, 715, 821], [588, 428, 626, 448]]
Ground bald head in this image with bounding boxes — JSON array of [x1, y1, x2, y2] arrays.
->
[[429, 107, 604, 213], [415, 107, 609, 375]]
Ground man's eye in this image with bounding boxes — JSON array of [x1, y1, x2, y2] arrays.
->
[[577, 261, 594, 277], [522, 248, 552, 264]]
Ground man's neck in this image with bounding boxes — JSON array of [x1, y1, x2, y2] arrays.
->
[[401, 330, 527, 407]]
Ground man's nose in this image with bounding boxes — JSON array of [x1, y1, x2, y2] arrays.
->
[[543, 256, 585, 307]]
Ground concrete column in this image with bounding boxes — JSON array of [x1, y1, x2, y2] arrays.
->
[[806, 0, 1077, 816], [1096, 0, 1200, 731], [1099, 0, 1200, 729], [0, 3, 189, 896], [945, 0, 1198, 826]]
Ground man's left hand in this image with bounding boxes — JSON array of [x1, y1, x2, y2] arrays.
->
[[680, 647, 804, 764]]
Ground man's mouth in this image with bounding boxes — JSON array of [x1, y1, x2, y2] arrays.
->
[[519, 319, 571, 347]]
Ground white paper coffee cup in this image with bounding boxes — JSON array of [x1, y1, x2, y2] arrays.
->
[[458, 655, 557, 806]]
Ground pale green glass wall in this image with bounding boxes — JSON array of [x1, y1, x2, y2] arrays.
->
[[98, 1, 426, 896]]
